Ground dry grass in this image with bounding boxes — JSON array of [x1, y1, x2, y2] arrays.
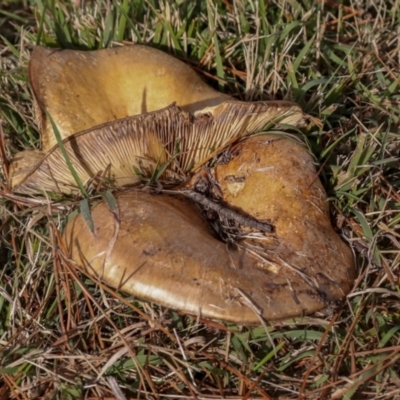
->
[[1, 0, 400, 399]]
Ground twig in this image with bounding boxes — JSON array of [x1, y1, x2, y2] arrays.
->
[[167, 189, 274, 233], [173, 328, 197, 387], [106, 376, 128, 400], [0, 121, 9, 182]]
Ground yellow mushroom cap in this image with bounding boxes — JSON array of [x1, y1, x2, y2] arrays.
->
[[29, 45, 232, 151], [64, 136, 355, 324]]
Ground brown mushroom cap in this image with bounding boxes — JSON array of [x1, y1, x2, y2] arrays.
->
[[64, 136, 355, 324], [29, 45, 231, 150]]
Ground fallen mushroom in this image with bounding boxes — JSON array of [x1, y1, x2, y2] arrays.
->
[[64, 135, 355, 324], [29, 45, 231, 151], [11, 102, 307, 195], [11, 45, 355, 324], [10, 45, 306, 194]]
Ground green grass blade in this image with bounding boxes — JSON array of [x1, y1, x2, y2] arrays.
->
[[45, 110, 88, 198]]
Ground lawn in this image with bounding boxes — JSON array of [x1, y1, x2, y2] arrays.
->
[[1, 0, 400, 399]]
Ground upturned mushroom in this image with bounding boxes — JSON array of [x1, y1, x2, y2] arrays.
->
[[11, 45, 355, 324], [10, 45, 305, 194]]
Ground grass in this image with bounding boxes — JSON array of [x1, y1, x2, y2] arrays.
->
[[1, 0, 400, 398]]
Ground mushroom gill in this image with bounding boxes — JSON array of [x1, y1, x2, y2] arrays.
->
[[10, 101, 306, 195]]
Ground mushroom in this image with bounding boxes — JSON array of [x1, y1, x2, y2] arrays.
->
[[11, 45, 355, 324], [11, 102, 307, 195], [10, 45, 305, 194], [28, 45, 231, 151], [64, 135, 355, 324]]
